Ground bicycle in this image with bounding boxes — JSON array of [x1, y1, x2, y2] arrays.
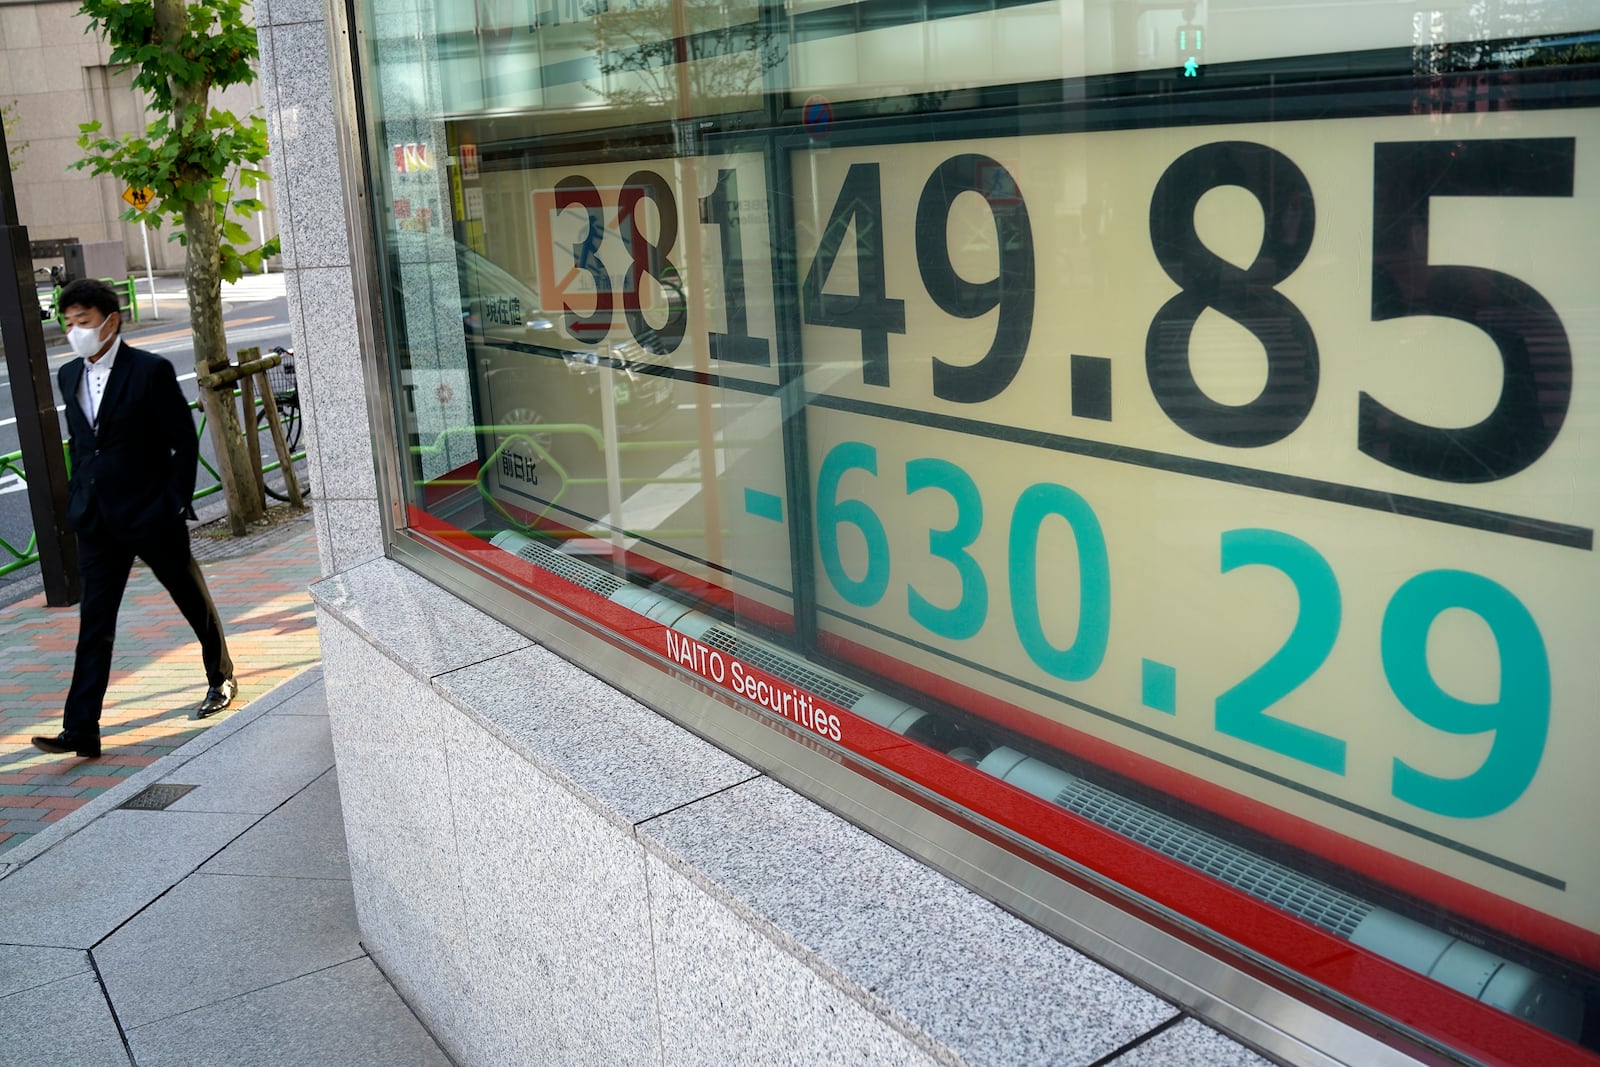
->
[[257, 345, 306, 501]]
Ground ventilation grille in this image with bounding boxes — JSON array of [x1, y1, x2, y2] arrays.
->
[[504, 538, 624, 598], [1055, 777, 1373, 937], [699, 627, 868, 708], [496, 526, 1373, 937], [119, 784, 198, 811]]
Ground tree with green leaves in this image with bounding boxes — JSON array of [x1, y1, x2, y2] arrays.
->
[[74, 0, 281, 533], [585, 0, 782, 116], [2, 101, 26, 172]]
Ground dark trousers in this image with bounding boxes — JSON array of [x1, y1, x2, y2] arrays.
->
[[63, 519, 233, 736]]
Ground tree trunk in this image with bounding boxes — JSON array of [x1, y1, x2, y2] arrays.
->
[[186, 195, 261, 533], [156, 0, 260, 534]]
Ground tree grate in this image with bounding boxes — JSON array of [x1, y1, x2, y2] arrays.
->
[[119, 784, 197, 811]]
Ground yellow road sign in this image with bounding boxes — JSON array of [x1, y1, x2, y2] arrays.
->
[[122, 186, 154, 210]]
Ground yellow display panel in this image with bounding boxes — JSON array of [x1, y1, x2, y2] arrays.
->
[[792, 107, 1600, 937]]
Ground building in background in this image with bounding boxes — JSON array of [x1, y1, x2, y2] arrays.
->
[[261, 1, 1600, 1064], [0, 0, 278, 275]]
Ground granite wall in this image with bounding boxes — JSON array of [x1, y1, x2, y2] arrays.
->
[[256, 0, 385, 578]]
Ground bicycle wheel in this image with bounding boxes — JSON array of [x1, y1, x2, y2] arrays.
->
[[258, 396, 307, 502], [262, 470, 311, 502], [277, 397, 303, 452], [257, 395, 303, 453]]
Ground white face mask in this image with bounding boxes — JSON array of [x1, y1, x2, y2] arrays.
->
[[67, 319, 110, 361]]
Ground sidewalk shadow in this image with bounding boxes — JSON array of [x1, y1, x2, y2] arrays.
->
[[0, 651, 316, 769], [0, 702, 207, 768], [224, 606, 318, 633]]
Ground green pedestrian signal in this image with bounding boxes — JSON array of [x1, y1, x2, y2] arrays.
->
[[1177, 21, 1204, 78]]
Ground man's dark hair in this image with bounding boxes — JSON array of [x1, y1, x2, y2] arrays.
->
[[57, 278, 122, 321]]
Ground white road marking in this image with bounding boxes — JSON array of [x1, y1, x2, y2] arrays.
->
[[0, 372, 197, 429], [0, 405, 67, 430], [0, 321, 287, 388], [0, 374, 198, 430], [143, 323, 290, 354]]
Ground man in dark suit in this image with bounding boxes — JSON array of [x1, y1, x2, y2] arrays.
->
[[31, 279, 236, 759]]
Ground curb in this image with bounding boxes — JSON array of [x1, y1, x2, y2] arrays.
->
[[0, 665, 325, 880]]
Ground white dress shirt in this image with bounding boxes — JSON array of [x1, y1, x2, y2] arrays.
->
[[79, 336, 123, 428]]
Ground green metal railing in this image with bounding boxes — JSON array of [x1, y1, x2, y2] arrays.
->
[[0, 447, 43, 577], [412, 422, 738, 541], [41, 277, 140, 329], [0, 394, 305, 577], [190, 395, 302, 502]]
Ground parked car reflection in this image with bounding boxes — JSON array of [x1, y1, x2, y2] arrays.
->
[[456, 242, 678, 441]]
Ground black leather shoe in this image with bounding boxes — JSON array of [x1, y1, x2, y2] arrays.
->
[[32, 731, 101, 758], [196, 677, 237, 719]]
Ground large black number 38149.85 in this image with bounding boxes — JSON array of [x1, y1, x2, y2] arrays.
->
[[1140, 137, 1576, 481], [1146, 137, 1575, 481], [803, 138, 1576, 484], [802, 154, 1035, 404], [1152, 136, 1574, 479]]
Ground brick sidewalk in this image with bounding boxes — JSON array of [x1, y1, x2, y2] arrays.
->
[[0, 516, 321, 851]]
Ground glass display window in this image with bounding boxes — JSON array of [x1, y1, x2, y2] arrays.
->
[[351, 1, 1600, 1062]]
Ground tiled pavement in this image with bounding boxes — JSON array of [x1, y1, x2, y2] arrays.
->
[[0, 669, 453, 1065], [0, 513, 321, 852]]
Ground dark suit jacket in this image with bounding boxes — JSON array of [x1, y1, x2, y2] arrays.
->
[[59, 342, 199, 538]]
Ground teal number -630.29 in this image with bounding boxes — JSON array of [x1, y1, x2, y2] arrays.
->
[[1217, 530, 1549, 818], [815, 441, 1550, 820]]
